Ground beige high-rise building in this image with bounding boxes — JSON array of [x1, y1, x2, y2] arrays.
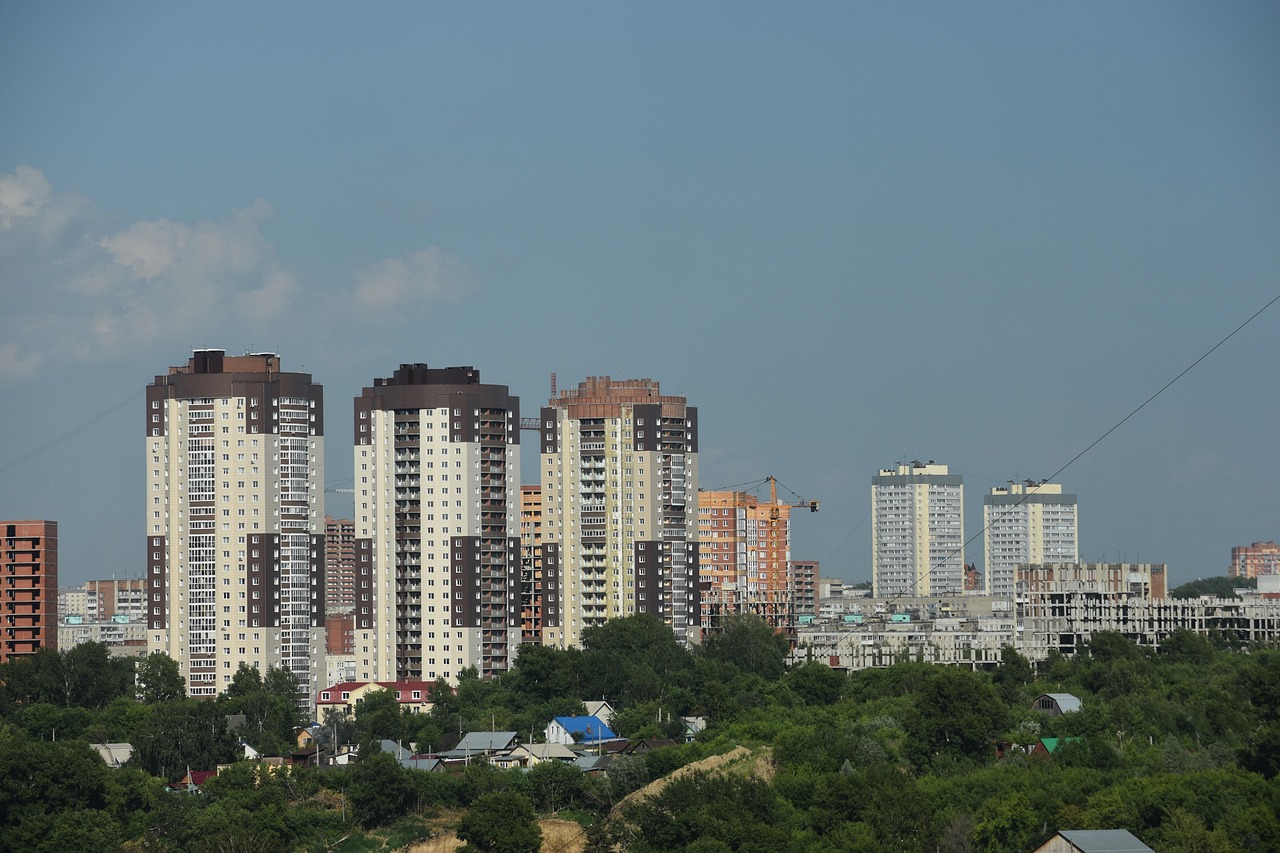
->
[[146, 350, 326, 702], [872, 462, 964, 597], [539, 377, 699, 648], [353, 364, 521, 684], [983, 481, 1078, 597]]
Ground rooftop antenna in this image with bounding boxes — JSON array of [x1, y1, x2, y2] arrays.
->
[[550, 372, 557, 400]]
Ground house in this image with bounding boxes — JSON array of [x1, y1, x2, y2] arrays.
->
[[1034, 829, 1154, 853], [488, 742, 578, 769], [681, 716, 707, 742], [621, 738, 677, 756], [574, 753, 614, 775], [584, 700, 616, 726], [440, 731, 520, 760], [167, 769, 218, 792], [315, 680, 437, 717], [1030, 737, 1084, 759], [91, 743, 133, 768], [377, 739, 443, 771], [1032, 693, 1083, 716], [545, 715, 618, 746]]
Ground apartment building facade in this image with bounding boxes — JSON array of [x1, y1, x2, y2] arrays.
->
[[1229, 541, 1280, 579], [145, 350, 326, 701], [324, 516, 357, 613], [352, 364, 521, 684], [872, 462, 964, 597], [983, 482, 1078, 597], [539, 377, 700, 648], [2, 520, 58, 664]]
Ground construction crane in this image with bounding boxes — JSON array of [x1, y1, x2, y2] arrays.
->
[[702, 476, 819, 644]]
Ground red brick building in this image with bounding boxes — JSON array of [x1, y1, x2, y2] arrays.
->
[[2, 520, 58, 663]]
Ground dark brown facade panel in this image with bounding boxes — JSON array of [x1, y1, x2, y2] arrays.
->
[[540, 407, 558, 454], [147, 535, 167, 630], [686, 407, 699, 453], [246, 533, 281, 629], [310, 534, 326, 628], [355, 539, 374, 629], [542, 543, 561, 628], [634, 540, 661, 616], [633, 404, 660, 452]]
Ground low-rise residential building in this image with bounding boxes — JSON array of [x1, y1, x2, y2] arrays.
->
[[315, 680, 436, 717]]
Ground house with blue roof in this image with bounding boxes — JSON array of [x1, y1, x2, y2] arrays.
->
[[544, 715, 618, 746]]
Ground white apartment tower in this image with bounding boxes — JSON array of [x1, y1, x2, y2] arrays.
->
[[146, 350, 326, 702], [872, 462, 964, 597], [539, 377, 700, 648], [984, 481, 1078, 597], [353, 364, 521, 684]]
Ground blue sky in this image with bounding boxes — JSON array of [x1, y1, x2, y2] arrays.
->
[[2, 2, 1277, 587]]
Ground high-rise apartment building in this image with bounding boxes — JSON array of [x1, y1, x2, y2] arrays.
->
[[353, 364, 521, 684], [324, 516, 357, 613], [872, 462, 964, 597], [146, 350, 326, 701], [1229, 541, 1280, 579], [539, 377, 700, 648], [2, 520, 58, 664], [983, 481, 1078, 597]]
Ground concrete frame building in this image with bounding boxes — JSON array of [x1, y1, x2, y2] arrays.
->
[[519, 485, 555, 639], [983, 482, 1078, 597], [2, 520, 58, 664], [353, 364, 521, 684], [145, 350, 326, 702], [539, 377, 699, 648], [872, 462, 964, 597]]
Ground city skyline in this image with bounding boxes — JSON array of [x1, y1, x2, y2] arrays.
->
[[2, 4, 1278, 589]]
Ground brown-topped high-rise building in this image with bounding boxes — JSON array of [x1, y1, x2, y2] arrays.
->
[[519, 485, 557, 639], [353, 364, 521, 684], [1, 520, 58, 664], [539, 377, 699, 648], [145, 350, 326, 703]]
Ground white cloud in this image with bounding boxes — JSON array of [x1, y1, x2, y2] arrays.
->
[[0, 167, 299, 381], [353, 247, 470, 311], [0, 165, 51, 230]]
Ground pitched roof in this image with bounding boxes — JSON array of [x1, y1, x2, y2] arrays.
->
[[552, 716, 617, 742], [1054, 829, 1155, 852], [444, 731, 519, 756], [91, 743, 134, 767], [1039, 737, 1084, 753]]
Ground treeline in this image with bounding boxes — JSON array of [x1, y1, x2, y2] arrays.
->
[[1, 618, 1279, 851]]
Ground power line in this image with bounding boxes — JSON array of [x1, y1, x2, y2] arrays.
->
[[860, 290, 1280, 626], [0, 390, 143, 477]]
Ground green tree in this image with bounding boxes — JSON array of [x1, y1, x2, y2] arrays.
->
[[455, 790, 542, 853], [700, 614, 790, 681], [136, 653, 186, 703], [348, 751, 411, 827]]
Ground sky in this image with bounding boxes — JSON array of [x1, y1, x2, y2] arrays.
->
[[1, 2, 1277, 589]]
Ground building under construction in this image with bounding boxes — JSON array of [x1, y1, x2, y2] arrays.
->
[[697, 478, 818, 645]]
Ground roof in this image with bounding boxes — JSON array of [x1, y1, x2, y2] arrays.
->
[[91, 743, 133, 767], [1039, 693, 1083, 713], [1054, 829, 1155, 852], [1039, 737, 1084, 753], [444, 731, 519, 756], [552, 716, 617, 742], [522, 743, 578, 761], [317, 680, 438, 703]]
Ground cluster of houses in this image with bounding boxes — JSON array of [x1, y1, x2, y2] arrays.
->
[[91, 691, 708, 792]]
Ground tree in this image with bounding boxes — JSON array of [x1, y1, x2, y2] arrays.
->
[[347, 751, 411, 827], [699, 614, 790, 681], [455, 791, 542, 853], [136, 653, 185, 703], [352, 688, 405, 749]]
